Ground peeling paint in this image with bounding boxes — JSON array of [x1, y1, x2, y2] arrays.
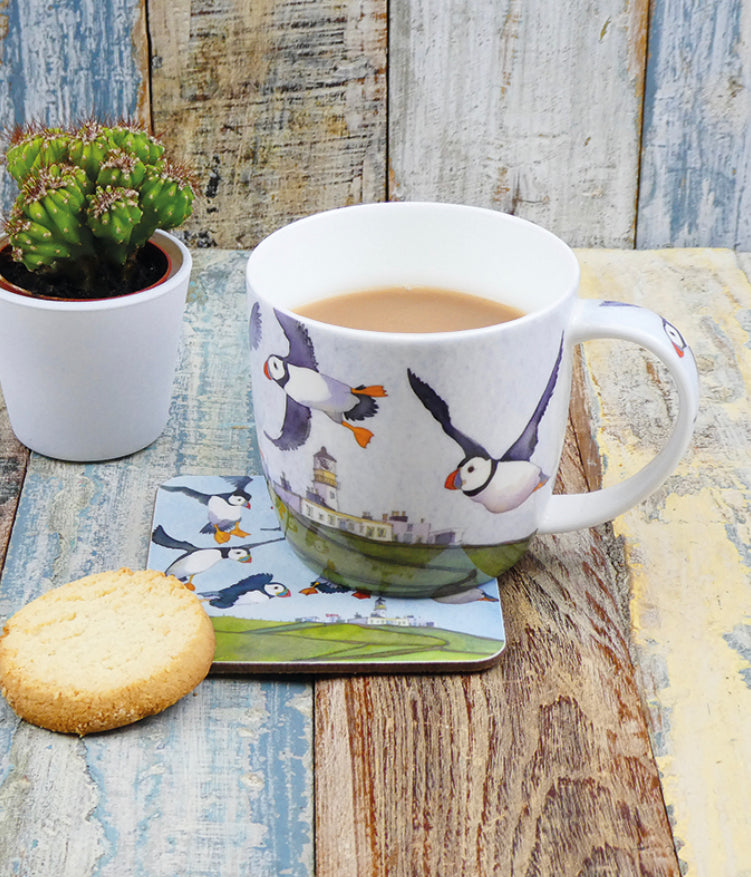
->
[[578, 248, 751, 877], [723, 624, 751, 688]]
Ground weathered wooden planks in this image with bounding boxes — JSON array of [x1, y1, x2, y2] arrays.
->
[[314, 373, 680, 876], [3, 0, 751, 250], [388, 0, 649, 247], [147, 0, 387, 249], [637, 1, 751, 248], [0, 252, 313, 876], [576, 248, 751, 876]]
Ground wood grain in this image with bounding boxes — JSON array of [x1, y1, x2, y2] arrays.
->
[[147, 0, 387, 249], [636, 1, 751, 248], [0, 393, 28, 575], [388, 0, 649, 247], [315, 394, 679, 876], [3, 0, 751, 252], [0, 0, 150, 212], [0, 251, 313, 876], [576, 248, 751, 877]]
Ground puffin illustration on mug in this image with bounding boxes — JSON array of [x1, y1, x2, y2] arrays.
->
[[259, 306, 563, 516]]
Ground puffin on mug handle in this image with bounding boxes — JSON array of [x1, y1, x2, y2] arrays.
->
[[538, 299, 699, 535]]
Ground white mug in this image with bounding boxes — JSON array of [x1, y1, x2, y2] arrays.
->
[[246, 203, 699, 597]]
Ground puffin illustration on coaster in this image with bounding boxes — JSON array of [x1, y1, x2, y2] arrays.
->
[[148, 475, 506, 674]]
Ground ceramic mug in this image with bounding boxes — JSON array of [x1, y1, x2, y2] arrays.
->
[[246, 203, 699, 597]]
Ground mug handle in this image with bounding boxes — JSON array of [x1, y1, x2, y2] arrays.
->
[[537, 298, 700, 535]]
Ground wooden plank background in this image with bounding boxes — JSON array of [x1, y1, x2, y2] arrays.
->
[[148, 0, 387, 248], [1, 0, 751, 248], [388, 0, 649, 246], [0, 0, 151, 210], [636, 1, 751, 247]]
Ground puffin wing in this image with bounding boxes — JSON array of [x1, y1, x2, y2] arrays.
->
[[224, 476, 253, 493], [151, 525, 198, 553], [265, 395, 312, 450], [161, 484, 210, 505], [249, 301, 263, 350], [275, 309, 318, 369], [503, 335, 564, 462], [408, 369, 488, 459], [202, 573, 275, 607], [224, 573, 274, 598]]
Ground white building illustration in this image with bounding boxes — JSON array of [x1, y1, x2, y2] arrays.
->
[[296, 596, 434, 629]]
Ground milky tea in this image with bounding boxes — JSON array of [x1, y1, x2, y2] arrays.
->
[[294, 286, 524, 333]]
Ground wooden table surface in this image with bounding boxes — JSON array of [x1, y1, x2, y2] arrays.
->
[[0, 246, 749, 877]]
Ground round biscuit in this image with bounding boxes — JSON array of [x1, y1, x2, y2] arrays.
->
[[0, 567, 215, 735]]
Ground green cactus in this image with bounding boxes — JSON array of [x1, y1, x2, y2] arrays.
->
[[2, 121, 197, 298], [5, 127, 69, 184]]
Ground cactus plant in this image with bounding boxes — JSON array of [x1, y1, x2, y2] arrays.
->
[[1, 121, 197, 299]]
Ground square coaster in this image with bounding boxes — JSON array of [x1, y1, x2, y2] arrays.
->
[[148, 475, 506, 674]]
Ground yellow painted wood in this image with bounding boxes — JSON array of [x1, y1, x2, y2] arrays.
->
[[575, 248, 751, 877]]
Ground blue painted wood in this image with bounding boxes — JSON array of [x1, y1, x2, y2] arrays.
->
[[0, 251, 313, 875], [3, 0, 751, 251], [637, 0, 751, 248], [0, 0, 148, 213]]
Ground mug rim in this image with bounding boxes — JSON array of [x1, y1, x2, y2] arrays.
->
[[246, 201, 580, 342]]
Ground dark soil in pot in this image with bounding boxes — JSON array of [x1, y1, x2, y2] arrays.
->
[[0, 241, 170, 301]]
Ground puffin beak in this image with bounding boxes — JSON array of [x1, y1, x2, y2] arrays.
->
[[445, 469, 461, 490], [240, 554, 253, 563], [673, 344, 685, 358], [263, 361, 272, 380]]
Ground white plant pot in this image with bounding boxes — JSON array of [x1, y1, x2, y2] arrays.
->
[[0, 230, 191, 461]]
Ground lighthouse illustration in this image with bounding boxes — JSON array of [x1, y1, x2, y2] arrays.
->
[[306, 447, 339, 510]]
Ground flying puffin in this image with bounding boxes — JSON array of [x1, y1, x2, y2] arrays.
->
[[263, 309, 387, 450], [199, 573, 290, 608], [407, 335, 564, 514], [299, 576, 372, 600], [151, 525, 284, 589], [162, 477, 253, 543]]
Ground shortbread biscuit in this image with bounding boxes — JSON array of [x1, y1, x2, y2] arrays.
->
[[0, 568, 215, 735]]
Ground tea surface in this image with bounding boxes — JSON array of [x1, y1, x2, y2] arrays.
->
[[294, 286, 524, 332]]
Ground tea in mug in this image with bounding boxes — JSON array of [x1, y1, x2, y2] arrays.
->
[[294, 286, 525, 333]]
